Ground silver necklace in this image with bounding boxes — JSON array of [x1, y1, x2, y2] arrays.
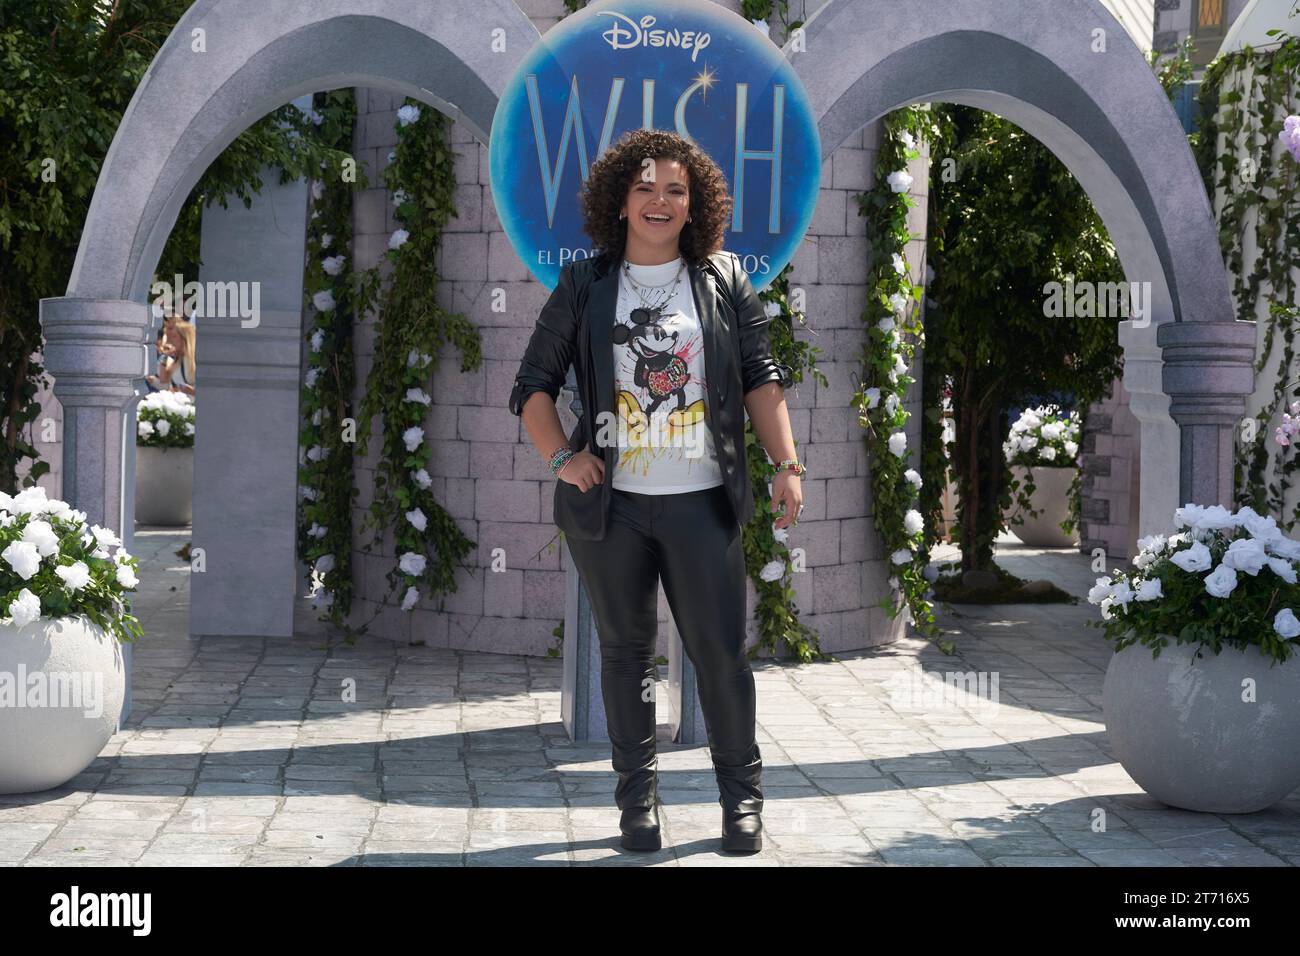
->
[[621, 257, 687, 325]]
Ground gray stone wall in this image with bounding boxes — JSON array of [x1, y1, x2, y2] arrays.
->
[[344, 1, 916, 655]]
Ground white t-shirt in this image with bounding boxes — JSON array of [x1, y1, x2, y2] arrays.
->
[[609, 256, 725, 494]]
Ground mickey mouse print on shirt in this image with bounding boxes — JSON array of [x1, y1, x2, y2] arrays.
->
[[609, 256, 725, 494]]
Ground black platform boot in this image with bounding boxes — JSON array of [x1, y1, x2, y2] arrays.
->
[[618, 770, 661, 851], [619, 800, 662, 851], [720, 806, 762, 853]]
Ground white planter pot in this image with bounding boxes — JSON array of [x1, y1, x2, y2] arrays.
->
[[135, 444, 193, 526], [1103, 640, 1300, 813], [0, 614, 127, 794], [1008, 464, 1077, 548]]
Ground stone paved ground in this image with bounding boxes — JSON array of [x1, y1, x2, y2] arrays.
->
[[3, 529, 1298, 867]]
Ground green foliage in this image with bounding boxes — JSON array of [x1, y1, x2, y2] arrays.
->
[[741, 263, 827, 663], [1089, 524, 1299, 666], [354, 100, 480, 613], [1197, 33, 1300, 526], [0, 501, 143, 644], [923, 105, 1124, 571], [296, 89, 376, 635], [851, 108, 948, 652]]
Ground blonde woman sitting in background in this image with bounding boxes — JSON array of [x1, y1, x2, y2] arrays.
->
[[160, 315, 197, 396]]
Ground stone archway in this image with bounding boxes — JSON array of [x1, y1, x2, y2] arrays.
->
[[40, 0, 1253, 677], [39, 0, 541, 643], [793, 0, 1256, 537]]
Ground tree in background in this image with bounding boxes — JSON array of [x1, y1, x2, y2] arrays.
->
[[921, 104, 1125, 573], [0, 0, 347, 493]]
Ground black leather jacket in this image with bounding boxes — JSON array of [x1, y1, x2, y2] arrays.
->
[[509, 249, 793, 541]]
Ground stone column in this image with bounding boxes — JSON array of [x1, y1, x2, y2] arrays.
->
[[39, 296, 151, 731], [1157, 319, 1258, 509], [1118, 319, 1181, 539], [189, 147, 311, 638]]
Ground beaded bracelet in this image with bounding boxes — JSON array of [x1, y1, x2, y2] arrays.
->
[[548, 444, 575, 477]]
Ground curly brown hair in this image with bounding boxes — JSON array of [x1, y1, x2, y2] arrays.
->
[[577, 128, 733, 266]]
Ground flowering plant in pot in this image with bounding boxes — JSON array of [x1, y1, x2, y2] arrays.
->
[[0, 486, 142, 793], [135, 390, 194, 526], [1002, 404, 1080, 548], [1088, 503, 1300, 813]]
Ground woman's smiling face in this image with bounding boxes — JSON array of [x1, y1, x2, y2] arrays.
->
[[620, 157, 690, 253]]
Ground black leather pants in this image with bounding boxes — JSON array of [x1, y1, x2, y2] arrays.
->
[[564, 483, 763, 815]]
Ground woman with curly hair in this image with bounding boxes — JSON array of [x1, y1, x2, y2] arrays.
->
[[509, 128, 804, 854]]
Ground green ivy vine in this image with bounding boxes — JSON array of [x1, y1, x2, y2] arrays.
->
[[297, 88, 378, 633], [1196, 32, 1300, 524], [742, 263, 828, 663], [853, 107, 951, 654], [353, 99, 482, 618]]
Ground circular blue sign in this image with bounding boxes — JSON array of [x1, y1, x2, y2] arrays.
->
[[489, 0, 821, 291]]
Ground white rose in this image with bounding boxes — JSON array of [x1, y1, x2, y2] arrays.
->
[[877, 315, 896, 333], [1170, 541, 1212, 573], [1273, 608, 1300, 640], [305, 368, 322, 389], [402, 426, 425, 452], [6, 588, 41, 628], [137, 420, 155, 439], [404, 387, 432, 406], [1134, 578, 1162, 602], [1267, 557, 1298, 585], [1236, 507, 1283, 546], [1136, 534, 1167, 555], [1020, 435, 1038, 450], [399, 552, 427, 576], [1087, 577, 1113, 605], [306, 445, 324, 462], [310, 329, 325, 353], [1109, 580, 1134, 607], [21, 519, 59, 557], [1193, 505, 1237, 534], [155, 418, 171, 437], [396, 104, 421, 126], [1040, 446, 1057, 461], [903, 509, 923, 536], [887, 170, 913, 193], [406, 508, 428, 532], [759, 560, 785, 582], [888, 432, 907, 457], [314, 554, 335, 575], [884, 393, 900, 416], [865, 387, 880, 409], [115, 563, 139, 588], [1203, 564, 1238, 599], [772, 525, 790, 543], [320, 233, 333, 249], [55, 561, 91, 591], [1221, 537, 1268, 576], [1063, 440, 1078, 458], [889, 292, 909, 313], [312, 290, 336, 312], [401, 586, 420, 611], [92, 526, 121, 549], [389, 229, 410, 250], [1174, 504, 1206, 529], [904, 469, 922, 490], [891, 253, 906, 275], [412, 468, 433, 490], [890, 548, 913, 565], [2, 540, 42, 580], [321, 255, 346, 276]]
